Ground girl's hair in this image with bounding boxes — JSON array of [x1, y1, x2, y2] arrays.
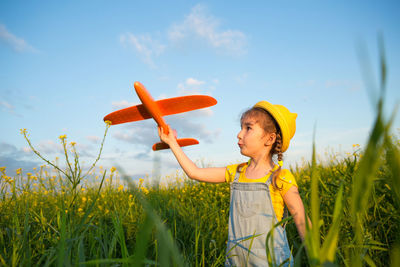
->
[[237, 107, 283, 190]]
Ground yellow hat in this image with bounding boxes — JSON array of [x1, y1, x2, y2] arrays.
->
[[254, 101, 297, 152]]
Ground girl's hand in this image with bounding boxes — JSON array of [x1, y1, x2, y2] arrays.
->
[[158, 125, 177, 146]]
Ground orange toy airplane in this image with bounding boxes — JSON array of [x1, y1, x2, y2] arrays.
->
[[103, 81, 217, 151]]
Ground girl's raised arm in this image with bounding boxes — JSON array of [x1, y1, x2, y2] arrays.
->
[[158, 125, 226, 183]]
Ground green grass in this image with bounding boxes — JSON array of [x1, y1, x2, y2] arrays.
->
[[1, 38, 399, 266], [1, 133, 399, 266]]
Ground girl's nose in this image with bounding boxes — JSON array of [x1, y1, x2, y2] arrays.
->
[[237, 129, 243, 139]]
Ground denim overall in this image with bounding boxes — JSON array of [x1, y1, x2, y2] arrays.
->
[[225, 171, 293, 267]]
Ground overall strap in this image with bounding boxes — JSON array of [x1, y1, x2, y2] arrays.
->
[[233, 168, 241, 182], [265, 172, 273, 186]]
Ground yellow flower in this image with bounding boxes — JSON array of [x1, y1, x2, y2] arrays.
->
[[142, 187, 149, 195], [82, 197, 87, 202], [0, 167, 6, 174], [105, 120, 112, 126], [111, 167, 116, 173], [78, 208, 83, 212], [20, 128, 27, 135], [70, 141, 76, 146], [59, 135, 67, 140], [117, 184, 124, 192]]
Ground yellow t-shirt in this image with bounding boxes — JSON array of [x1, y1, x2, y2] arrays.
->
[[225, 163, 297, 221]]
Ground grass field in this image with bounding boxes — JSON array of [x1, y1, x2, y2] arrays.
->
[[1, 127, 399, 266], [1, 43, 399, 266]]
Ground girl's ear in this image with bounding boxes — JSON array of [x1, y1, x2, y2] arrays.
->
[[265, 132, 276, 146]]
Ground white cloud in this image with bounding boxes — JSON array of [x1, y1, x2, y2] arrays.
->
[[119, 4, 246, 67], [168, 4, 247, 55], [87, 135, 101, 144], [37, 140, 63, 154], [0, 24, 38, 53], [186, 77, 205, 87], [113, 120, 159, 149], [120, 32, 166, 68], [177, 77, 207, 94], [191, 108, 214, 117], [165, 113, 220, 144], [0, 100, 14, 113], [112, 109, 218, 149], [0, 142, 40, 174], [111, 100, 137, 110]]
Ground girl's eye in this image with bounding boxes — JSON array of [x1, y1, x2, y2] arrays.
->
[[247, 126, 251, 130]]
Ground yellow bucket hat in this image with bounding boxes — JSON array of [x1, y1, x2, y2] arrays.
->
[[254, 101, 297, 152]]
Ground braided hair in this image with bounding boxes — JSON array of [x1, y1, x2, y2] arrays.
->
[[237, 107, 283, 190]]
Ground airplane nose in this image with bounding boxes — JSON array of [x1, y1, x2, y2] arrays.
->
[[134, 81, 142, 90]]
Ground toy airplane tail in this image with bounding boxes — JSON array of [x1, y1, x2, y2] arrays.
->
[[152, 138, 199, 151]]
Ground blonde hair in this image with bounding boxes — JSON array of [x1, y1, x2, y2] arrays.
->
[[237, 107, 283, 190]]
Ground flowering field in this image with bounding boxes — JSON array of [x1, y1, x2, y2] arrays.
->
[[1, 46, 399, 267], [1, 107, 400, 266], [1, 134, 399, 266]]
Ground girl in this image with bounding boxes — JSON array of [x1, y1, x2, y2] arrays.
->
[[158, 101, 307, 266]]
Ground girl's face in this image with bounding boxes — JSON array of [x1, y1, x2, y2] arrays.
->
[[237, 117, 275, 158]]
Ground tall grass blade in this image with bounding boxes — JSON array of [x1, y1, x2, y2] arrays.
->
[[132, 214, 154, 266], [390, 245, 400, 267], [111, 212, 129, 259], [320, 184, 343, 263], [305, 128, 321, 264], [124, 175, 186, 267], [21, 203, 32, 266], [384, 125, 400, 208], [265, 216, 292, 266], [56, 209, 67, 267]]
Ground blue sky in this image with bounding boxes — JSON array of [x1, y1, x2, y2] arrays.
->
[[1, 1, 399, 180]]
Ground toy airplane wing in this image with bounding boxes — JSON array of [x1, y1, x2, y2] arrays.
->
[[104, 81, 217, 150], [103, 95, 217, 125]]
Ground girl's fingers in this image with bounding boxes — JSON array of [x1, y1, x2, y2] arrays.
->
[[158, 126, 162, 136]]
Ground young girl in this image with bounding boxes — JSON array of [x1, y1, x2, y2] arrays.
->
[[158, 101, 307, 266]]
